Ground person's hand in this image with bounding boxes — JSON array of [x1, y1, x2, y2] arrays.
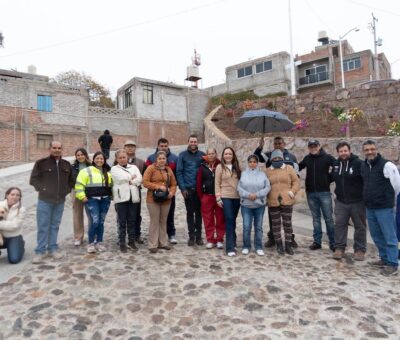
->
[[249, 193, 257, 201], [82, 197, 88, 204], [159, 185, 167, 192], [217, 198, 223, 208], [168, 193, 174, 199], [288, 191, 295, 199], [131, 174, 137, 180], [182, 190, 189, 199], [259, 136, 265, 148]]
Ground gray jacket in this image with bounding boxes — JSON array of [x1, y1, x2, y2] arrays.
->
[[237, 168, 270, 208]]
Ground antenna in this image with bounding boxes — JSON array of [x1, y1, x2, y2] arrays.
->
[[369, 13, 381, 80], [0, 32, 4, 48]]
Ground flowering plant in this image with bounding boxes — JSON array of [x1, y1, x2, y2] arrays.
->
[[337, 107, 363, 138], [387, 121, 400, 136], [242, 99, 254, 110], [291, 119, 309, 131]]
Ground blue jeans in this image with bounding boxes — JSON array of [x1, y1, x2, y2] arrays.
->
[[222, 198, 240, 253], [2, 235, 25, 264], [35, 199, 65, 254], [85, 197, 111, 244], [241, 206, 265, 251], [307, 192, 335, 246], [367, 208, 398, 267]]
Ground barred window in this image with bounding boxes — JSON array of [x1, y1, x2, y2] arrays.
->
[[143, 84, 153, 104]]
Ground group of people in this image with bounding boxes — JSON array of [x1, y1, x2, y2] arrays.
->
[[1, 134, 399, 277]]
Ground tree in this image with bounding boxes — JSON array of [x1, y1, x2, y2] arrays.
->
[[51, 70, 114, 108]]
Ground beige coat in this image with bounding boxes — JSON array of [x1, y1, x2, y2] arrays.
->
[[215, 164, 240, 199], [265, 164, 300, 207], [143, 165, 177, 204]]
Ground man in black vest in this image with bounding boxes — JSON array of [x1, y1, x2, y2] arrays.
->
[[331, 141, 366, 261], [360, 140, 400, 276]]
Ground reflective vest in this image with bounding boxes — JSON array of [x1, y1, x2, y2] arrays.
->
[[75, 166, 113, 200]]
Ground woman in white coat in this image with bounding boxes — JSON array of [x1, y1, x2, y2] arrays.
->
[[111, 149, 142, 252], [0, 187, 25, 264]]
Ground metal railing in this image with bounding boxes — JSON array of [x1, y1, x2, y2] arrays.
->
[[299, 71, 329, 86]]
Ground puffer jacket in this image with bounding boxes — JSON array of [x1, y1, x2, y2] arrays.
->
[[176, 148, 205, 191], [237, 167, 270, 208], [0, 199, 25, 238], [75, 166, 113, 200], [111, 164, 142, 204]]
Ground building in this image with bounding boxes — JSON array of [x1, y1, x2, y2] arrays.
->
[[295, 31, 391, 92], [208, 52, 291, 97]]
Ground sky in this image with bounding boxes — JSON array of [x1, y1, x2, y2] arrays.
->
[[1, 0, 400, 96]]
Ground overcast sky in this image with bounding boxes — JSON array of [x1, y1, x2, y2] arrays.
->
[[1, 0, 400, 96]]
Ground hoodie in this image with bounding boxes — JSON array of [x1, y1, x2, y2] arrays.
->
[[237, 167, 270, 208]]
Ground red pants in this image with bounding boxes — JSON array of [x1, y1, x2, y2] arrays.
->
[[201, 194, 226, 243]]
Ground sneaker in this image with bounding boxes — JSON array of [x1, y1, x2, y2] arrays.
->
[[187, 238, 195, 246], [329, 244, 336, 252], [206, 242, 215, 249], [135, 237, 145, 244], [49, 250, 64, 260], [381, 266, 398, 276], [87, 244, 96, 253], [32, 253, 47, 264], [333, 249, 344, 260], [242, 248, 249, 255], [169, 237, 178, 244], [149, 248, 158, 253], [309, 242, 322, 250], [216, 242, 224, 249], [256, 249, 265, 256], [196, 238, 204, 246], [227, 252, 236, 257], [74, 239, 81, 246], [354, 250, 365, 261], [120, 244, 128, 253], [369, 259, 386, 267], [127, 242, 138, 252], [264, 238, 275, 248], [95, 242, 107, 252], [160, 245, 171, 250]]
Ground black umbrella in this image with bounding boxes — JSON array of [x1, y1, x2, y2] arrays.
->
[[235, 108, 295, 133]]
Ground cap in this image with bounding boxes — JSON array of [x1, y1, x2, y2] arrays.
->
[[270, 149, 284, 160], [308, 139, 320, 147], [124, 140, 136, 146]]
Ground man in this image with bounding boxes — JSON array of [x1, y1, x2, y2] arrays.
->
[[331, 141, 366, 261], [124, 140, 145, 244], [254, 136, 299, 248], [299, 140, 336, 251], [145, 138, 179, 244], [176, 134, 205, 246], [360, 140, 400, 276], [30, 141, 73, 264], [98, 130, 113, 159]]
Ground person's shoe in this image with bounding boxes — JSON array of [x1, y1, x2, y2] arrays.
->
[[242, 248, 249, 255], [329, 244, 336, 252], [95, 242, 107, 252], [309, 242, 322, 250], [276, 241, 285, 255], [74, 239, 81, 246], [160, 245, 171, 250], [87, 244, 96, 253], [256, 249, 265, 256], [381, 266, 398, 276], [285, 242, 294, 256], [291, 234, 298, 249], [169, 237, 178, 244], [369, 259, 386, 267], [135, 237, 144, 244], [32, 253, 47, 264], [49, 250, 64, 260], [206, 242, 215, 249], [187, 238, 195, 246], [264, 238, 275, 248], [227, 252, 236, 257], [333, 249, 344, 260], [354, 250, 365, 261], [196, 238, 204, 246], [120, 244, 128, 253], [216, 242, 224, 249], [149, 248, 158, 253], [127, 242, 138, 252]]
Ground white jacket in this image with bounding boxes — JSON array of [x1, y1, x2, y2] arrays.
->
[[0, 199, 25, 238], [111, 164, 142, 204]]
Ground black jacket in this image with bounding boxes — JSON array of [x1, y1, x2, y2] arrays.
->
[[331, 154, 363, 203], [98, 134, 113, 149], [30, 156, 74, 203], [299, 149, 335, 193], [71, 160, 91, 184]]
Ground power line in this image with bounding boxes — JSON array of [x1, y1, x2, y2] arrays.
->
[[346, 0, 400, 17], [0, 0, 227, 59]]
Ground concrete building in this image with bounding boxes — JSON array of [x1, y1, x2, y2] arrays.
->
[[295, 32, 391, 92], [208, 52, 291, 97]]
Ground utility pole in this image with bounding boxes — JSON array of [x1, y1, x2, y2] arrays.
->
[[0, 32, 4, 48], [288, 0, 296, 96], [369, 13, 381, 81]]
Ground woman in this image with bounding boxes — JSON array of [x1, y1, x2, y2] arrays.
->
[[75, 151, 113, 253], [111, 149, 142, 253], [71, 148, 91, 246], [215, 147, 241, 257], [0, 187, 25, 264], [143, 151, 177, 253], [265, 150, 300, 255], [238, 155, 270, 256], [196, 147, 225, 249]]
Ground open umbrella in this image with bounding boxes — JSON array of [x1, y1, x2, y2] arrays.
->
[[235, 108, 295, 133]]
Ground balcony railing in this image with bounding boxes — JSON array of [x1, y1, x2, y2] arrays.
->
[[299, 71, 329, 86]]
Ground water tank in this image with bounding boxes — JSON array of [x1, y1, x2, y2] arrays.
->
[[186, 65, 200, 79], [318, 31, 329, 45], [27, 65, 37, 74]]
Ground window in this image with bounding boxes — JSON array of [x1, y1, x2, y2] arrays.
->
[[299, 65, 328, 85], [124, 86, 132, 108], [255, 60, 273, 73], [343, 57, 361, 72], [37, 95, 52, 112], [37, 134, 53, 149], [237, 66, 253, 78], [142, 84, 153, 104]]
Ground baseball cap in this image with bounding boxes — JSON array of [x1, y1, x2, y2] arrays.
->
[[124, 140, 136, 146], [308, 139, 320, 147]]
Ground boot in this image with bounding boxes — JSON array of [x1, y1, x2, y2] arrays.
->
[[285, 242, 294, 255], [264, 238, 276, 248], [128, 241, 138, 252], [276, 241, 285, 255], [291, 234, 298, 249]]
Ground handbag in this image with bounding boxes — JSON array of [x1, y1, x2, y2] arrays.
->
[[152, 169, 169, 203]]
